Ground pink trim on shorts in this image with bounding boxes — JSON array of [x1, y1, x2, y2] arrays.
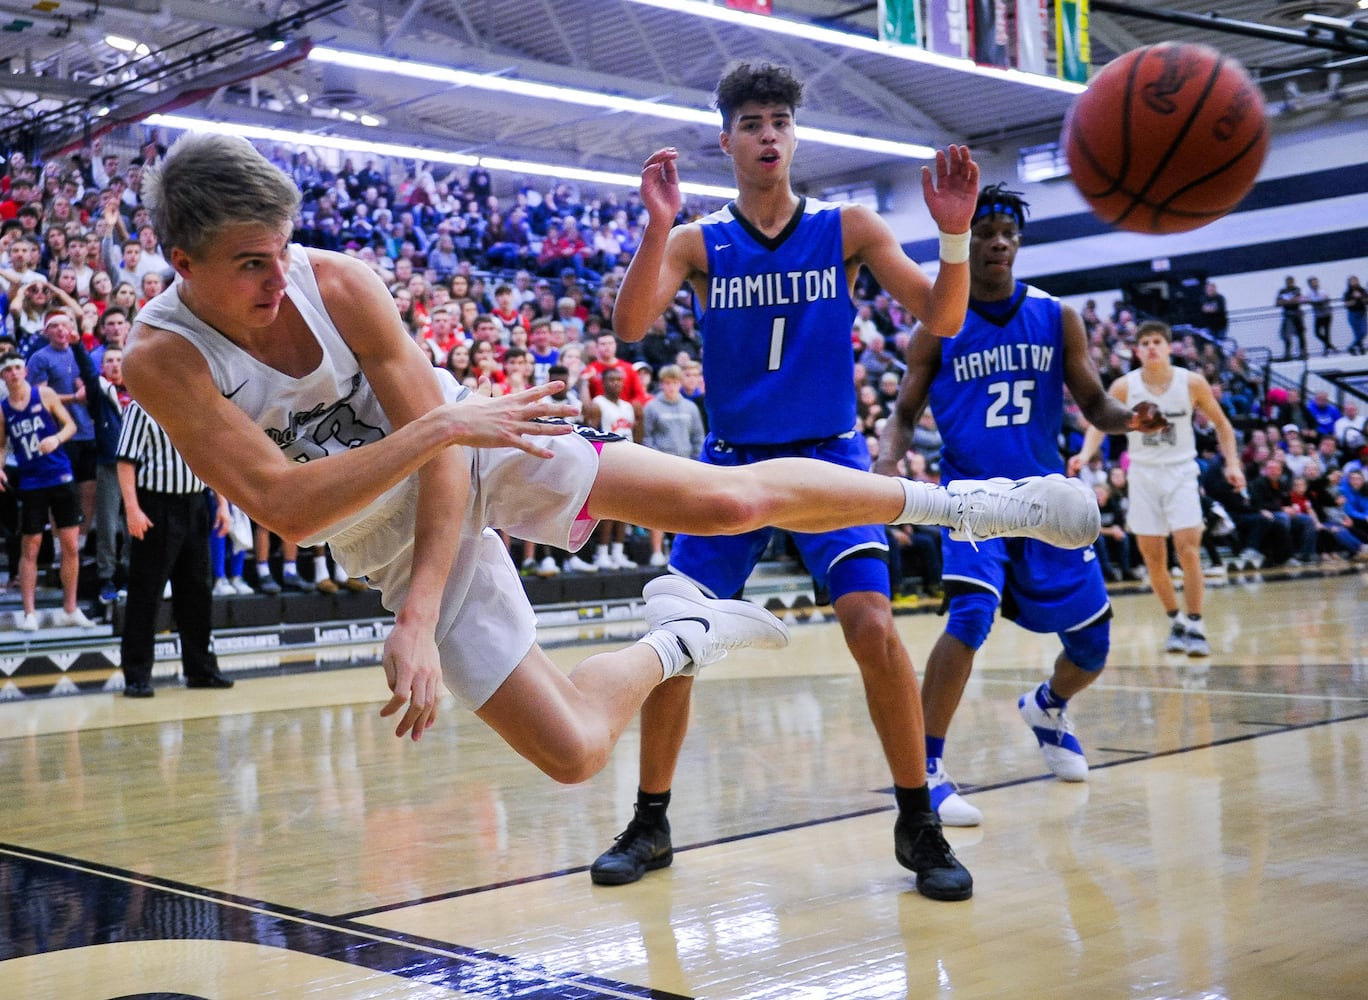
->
[[575, 439, 607, 522]]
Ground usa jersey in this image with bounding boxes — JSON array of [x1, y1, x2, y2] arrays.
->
[[2, 388, 74, 489], [699, 198, 855, 444], [929, 283, 1066, 482]]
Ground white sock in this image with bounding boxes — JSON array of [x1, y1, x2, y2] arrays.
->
[[893, 480, 958, 527], [639, 629, 692, 680], [595, 544, 609, 559], [314, 554, 329, 579], [333, 563, 349, 583], [611, 542, 624, 557], [256, 563, 272, 579], [283, 560, 297, 577]]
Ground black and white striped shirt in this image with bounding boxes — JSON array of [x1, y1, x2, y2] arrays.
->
[[115, 401, 206, 495]]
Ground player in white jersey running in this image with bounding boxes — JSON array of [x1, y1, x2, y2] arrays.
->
[[1071, 321, 1244, 656], [123, 132, 1098, 795]]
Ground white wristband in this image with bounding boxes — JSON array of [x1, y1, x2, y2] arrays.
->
[[938, 230, 970, 264]]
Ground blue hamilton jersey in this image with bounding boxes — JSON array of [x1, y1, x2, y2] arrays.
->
[[699, 198, 856, 444], [929, 282, 1066, 482], [2, 389, 74, 489]]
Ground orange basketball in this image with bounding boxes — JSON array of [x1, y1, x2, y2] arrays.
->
[[1063, 42, 1269, 234]]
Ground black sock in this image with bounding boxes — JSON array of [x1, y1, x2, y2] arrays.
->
[[894, 783, 931, 817], [636, 788, 671, 826]]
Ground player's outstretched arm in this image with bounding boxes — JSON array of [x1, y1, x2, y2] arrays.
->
[[875, 325, 940, 476], [614, 148, 703, 342], [845, 147, 977, 339]]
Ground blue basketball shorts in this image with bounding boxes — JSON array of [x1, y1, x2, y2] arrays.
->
[[941, 533, 1110, 635]]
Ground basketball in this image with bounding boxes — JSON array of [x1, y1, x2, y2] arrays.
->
[[1063, 42, 1269, 234]]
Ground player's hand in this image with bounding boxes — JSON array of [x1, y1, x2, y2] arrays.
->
[[871, 455, 900, 477], [1225, 464, 1246, 491], [37, 434, 62, 455], [1128, 400, 1170, 434], [379, 621, 442, 742], [638, 148, 682, 225], [441, 379, 578, 457], [1066, 454, 1085, 477], [921, 144, 979, 235]]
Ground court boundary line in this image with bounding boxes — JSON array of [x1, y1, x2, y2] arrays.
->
[[0, 842, 690, 1000], [339, 705, 1368, 920]]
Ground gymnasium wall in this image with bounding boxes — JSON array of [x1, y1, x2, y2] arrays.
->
[[861, 115, 1367, 354]]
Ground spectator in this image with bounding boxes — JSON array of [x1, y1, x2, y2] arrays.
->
[[1333, 400, 1364, 452], [585, 330, 648, 405], [1344, 468, 1368, 542], [1199, 280, 1228, 340], [72, 339, 129, 604], [582, 367, 641, 570], [0, 351, 95, 629], [1249, 456, 1315, 565], [1305, 276, 1334, 355], [1275, 276, 1306, 361], [27, 311, 98, 547], [640, 365, 705, 567], [1202, 454, 1283, 569], [1345, 275, 1367, 356], [1091, 481, 1132, 582], [1303, 390, 1341, 439]]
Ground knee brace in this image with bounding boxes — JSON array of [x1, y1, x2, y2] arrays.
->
[[1060, 619, 1111, 673], [944, 589, 998, 651]]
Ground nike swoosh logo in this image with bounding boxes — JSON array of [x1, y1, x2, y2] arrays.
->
[[223, 380, 249, 399], [713, 243, 731, 251], [662, 615, 711, 632]]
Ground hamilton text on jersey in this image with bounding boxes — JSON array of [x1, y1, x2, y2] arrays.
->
[[950, 343, 1057, 383], [708, 266, 841, 311]]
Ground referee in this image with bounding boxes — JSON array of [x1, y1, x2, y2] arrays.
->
[[117, 400, 233, 698]]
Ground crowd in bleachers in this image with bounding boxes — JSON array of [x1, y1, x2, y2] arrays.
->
[[2, 137, 1365, 624]]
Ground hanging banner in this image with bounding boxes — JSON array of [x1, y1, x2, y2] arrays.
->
[[1055, 0, 1090, 83], [924, 0, 970, 59], [972, 0, 1011, 68], [1016, 0, 1048, 74], [879, 0, 922, 46]]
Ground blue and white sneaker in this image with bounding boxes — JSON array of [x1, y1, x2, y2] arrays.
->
[[928, 758, 982, 827], [1018, 685, 1089, 781]]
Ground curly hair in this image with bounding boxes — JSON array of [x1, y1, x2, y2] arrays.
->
[[713, 63, 804, 130], [972, 182, 1030, 232]]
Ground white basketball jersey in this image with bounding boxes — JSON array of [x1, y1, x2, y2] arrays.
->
[[135, 245, 457, 563], [1123, 367, 1197, 469]]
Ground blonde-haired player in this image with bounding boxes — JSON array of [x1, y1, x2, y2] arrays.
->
[[1071, 321, 1244, 656]]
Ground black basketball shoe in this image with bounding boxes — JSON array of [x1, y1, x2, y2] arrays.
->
[[894, 810, 974, 901], [589, 806, 674, 886]]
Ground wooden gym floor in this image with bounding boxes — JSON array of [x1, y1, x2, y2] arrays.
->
[[1, 567, 1365, 999]]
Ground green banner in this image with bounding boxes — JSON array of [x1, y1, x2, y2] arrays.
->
[[1055, 0, 1090, 82], [880, 0, 922, 46]]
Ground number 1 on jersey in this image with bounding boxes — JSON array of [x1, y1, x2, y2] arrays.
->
[[768, 316, 786, 371]]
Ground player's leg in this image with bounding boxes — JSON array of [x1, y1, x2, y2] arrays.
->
[[1135, 533, 1187, 651], [588, 675, 692, 886], [589, 441, 1098, 547], [590, 527, 764, 886], [1172, 525, 1210, 656], [832, 579, 973, 901], [17, 531, 42, 620], [1018, 621, 1109, 783], [476, 641, 669, 784], [1011, 542, 1111, 782]]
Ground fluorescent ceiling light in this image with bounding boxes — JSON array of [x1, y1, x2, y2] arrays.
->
[[310, 46, 937, 159], [105, 34, 150, 56], [619, 0, 1088, 96], [145, 114, 738, 199]]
